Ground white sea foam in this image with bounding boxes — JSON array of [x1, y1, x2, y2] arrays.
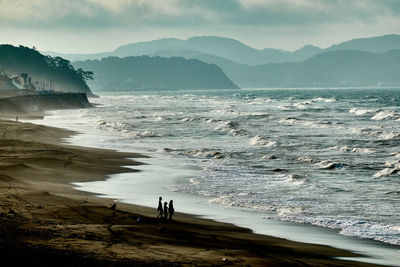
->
[[179, 117, 195, 122], [158, 148, 224, 159], [371, 110, 397, 120], [330, 146, 375, 154], [316, 161, 348, 169], [373, 167, 400, 178], [378, 131, 400, 140], [250, 135, 277, 146], [276, 207, 304, 216], [214, 120, 241, 135], [349, 108, 375, 115], [260, 155, 277, 160], [312, 97, 336, 102], [284, 174, 307, 185], [297, 157, 318, 163]]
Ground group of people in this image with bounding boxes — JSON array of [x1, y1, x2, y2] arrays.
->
[[157, 197, 174, 220]]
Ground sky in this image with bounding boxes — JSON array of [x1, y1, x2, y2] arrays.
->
[[0, 0, 399, 53]]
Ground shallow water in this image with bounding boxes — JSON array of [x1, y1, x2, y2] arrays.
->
[[35, 88, 400, 264]]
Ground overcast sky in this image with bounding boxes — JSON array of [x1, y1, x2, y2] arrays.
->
[[1, 0, 399, 53]]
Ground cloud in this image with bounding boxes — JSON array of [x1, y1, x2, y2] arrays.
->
[[1, 0, 399, 53], [0, 0, 399, 30]]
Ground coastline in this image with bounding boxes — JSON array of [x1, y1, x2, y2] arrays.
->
[[0, 118, 391, 266]]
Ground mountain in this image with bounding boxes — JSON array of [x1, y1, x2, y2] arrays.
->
[[154, 49, 400, 88], [73, 56, 239, 91], [150, 47, 326, 87], [242, 49, 400, 87], [52, 34, 400, 66], [327, 34, 400, 53], [0, 45, 94, 96], [56, 34, 400, 88], [149, 50, 250, 84], [113, 38, 183, 57], [48, 36, 323, 65], [148, 36, 400, 88]]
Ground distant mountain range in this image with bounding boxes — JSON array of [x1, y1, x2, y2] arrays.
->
[[47, 34, 400, 65], [243, 49, 400, 87], [73, 56, 239, 91], [152, 48, 400, 88], [48, 34, 400, 89], [47, 36, 324, 65]]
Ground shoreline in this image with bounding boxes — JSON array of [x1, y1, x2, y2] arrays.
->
[[73, 156, 400, 266], [0, 118, 391, 266]]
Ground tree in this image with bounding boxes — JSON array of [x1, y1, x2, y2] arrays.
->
[[76, 68, 94, 81]]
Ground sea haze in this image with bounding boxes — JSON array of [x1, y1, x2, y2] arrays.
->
[[41, 88, 400, 246]]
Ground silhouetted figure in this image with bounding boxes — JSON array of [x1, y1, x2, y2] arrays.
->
[[163, 202, 168, 219], [168, 200, 175, 220], [157, 196, 163, 219], [110, 203, 116, 210], [16, 116, 18, 122]]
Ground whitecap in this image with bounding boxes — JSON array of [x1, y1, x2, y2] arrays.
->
[[371, 110, 397, 120], [312, 97, 336, 102], [260, 155, 277, 160], [316, 160, 348, 169], [330, 146, 375, 154], [373, 168, 399, 178], [349, 108, 375, 116], [179, 117, 195, 122], [379, 132, 400, 140], [250, 135, 277, 146], [284, 174, 307, 185], [214, 120, 241, 135], [276, 207, 304, 216], [297, 157, 318, 163]]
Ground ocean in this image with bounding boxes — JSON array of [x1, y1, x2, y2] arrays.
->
[[37, 88, 400, 264]]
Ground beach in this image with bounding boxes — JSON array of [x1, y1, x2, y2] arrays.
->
[[0, 118, 388, 266]]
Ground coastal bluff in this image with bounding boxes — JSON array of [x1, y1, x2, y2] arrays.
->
[[74, 55, 239, 91], [0, 93, 91, 116]]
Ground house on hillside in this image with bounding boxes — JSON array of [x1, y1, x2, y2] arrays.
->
[[0, 73, 20, 90], [0, 72, 35, 91]]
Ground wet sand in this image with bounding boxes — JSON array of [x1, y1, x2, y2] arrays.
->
[[0, 119, 385, 266]]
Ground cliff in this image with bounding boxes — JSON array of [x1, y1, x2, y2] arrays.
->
[[0, 93, 91, 116]]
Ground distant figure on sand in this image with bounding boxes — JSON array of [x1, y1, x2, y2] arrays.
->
[[163, 202, 168, 219], [157, 196, 163, 219], [168, 200, 175, 220]]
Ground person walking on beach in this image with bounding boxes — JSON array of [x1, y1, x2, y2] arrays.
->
[[168, 200, 175, 220], [157, 196, 163, 219], [163, 201, 168, 219]]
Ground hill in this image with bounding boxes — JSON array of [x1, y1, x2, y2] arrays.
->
[[327, 34, 400, 53], [243, 49, 400, 87], [48, 36, 323, 65], [150, 47, 400, 88], [73, 56, 239, 91], [52, 34, 400, 67], [0, 45, 94, 96]]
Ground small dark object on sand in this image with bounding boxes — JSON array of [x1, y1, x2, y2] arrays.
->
[[110, 203, 116, 210]]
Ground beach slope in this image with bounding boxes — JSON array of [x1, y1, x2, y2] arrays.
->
[[0, 119, 383, 266]]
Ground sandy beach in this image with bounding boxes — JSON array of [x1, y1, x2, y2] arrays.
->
[[0, 118, 386, 266]]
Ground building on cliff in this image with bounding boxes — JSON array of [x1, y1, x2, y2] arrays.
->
[[0, 72, 36, 91]]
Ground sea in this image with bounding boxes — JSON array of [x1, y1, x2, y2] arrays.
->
[[36, 88, 400, 265]]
